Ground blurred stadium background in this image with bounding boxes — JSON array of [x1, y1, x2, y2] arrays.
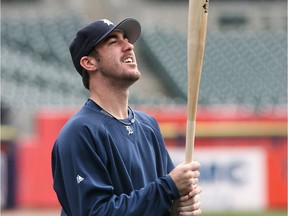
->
[[1, 0, 287, 215]]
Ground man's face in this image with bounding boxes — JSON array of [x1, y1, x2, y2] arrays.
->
[[94, 30, 141, 86]]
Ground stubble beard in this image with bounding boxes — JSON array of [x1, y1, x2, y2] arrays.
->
[[100, 66, 141, 88], [96, 54, 141, 88]]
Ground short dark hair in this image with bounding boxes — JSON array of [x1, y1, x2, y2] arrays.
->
[[81, 49, 100, 90], [81, 69, 90, 90]]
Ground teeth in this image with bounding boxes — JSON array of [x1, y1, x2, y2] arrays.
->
[[124, 57, 133, 63]]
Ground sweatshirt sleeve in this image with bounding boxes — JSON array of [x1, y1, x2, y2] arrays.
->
[[52, 119, 180, 216]]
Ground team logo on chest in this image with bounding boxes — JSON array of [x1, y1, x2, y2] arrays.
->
[[125, 125, 133, 135], [100, 105, 135, 135]]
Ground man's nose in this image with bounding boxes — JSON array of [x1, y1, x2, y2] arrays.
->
[[122, 39, 134, 52]]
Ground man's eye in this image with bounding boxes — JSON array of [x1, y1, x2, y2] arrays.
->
[[109, 40, 117, 44]]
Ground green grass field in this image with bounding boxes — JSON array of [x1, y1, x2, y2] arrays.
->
[[202, 210, 287, 216]]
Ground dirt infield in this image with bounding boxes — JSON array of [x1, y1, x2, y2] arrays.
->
[[1, 208, 61, 216]]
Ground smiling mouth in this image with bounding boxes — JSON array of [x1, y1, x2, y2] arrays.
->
[[123, 57, 134, 64]]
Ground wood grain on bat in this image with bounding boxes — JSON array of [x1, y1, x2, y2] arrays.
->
[[185, 0, 209, 163]]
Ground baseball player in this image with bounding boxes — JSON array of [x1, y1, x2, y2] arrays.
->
[[52, 18, 202, 216]]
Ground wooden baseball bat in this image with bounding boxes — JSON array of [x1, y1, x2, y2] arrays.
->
[[185, 0, 209, 163]]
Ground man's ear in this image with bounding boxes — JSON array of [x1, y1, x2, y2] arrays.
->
[[80, 56, 97, 71]]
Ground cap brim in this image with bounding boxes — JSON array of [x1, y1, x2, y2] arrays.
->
[[115, 18, 141, 44], [91, 18, 141, 48]]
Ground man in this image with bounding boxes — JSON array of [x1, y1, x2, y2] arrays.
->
[[52, 18, 202, 216]]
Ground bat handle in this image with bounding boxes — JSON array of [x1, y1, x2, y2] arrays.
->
[[185, 120, 196, 163]]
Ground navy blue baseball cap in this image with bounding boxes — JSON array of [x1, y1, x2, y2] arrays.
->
[[69, 18, 141, 76]]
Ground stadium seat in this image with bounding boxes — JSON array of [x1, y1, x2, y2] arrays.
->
[[140, 29, 287, 109]]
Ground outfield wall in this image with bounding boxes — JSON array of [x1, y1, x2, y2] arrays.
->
[[2, 106, 286, 211], [153, 107, 287, 211]]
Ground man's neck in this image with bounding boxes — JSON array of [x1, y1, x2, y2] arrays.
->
[[90, 88, 129, 119]]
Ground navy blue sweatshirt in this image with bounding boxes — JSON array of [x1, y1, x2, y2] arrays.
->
[[52, 99, 180, 216]]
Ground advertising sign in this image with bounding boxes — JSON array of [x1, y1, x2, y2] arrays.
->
[[168, 146, 267, 211]]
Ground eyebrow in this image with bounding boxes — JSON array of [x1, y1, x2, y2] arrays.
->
[[104, 31, 128, 42], [105, 34, 118, 41]]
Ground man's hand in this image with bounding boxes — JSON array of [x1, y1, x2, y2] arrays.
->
[[178, 185, 202, 216], [169, 161, 200, 196], [169, 161, 202, 216], [170, 185, 202, 216]]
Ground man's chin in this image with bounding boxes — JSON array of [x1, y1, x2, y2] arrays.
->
[[127, 71, 141, 81]]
